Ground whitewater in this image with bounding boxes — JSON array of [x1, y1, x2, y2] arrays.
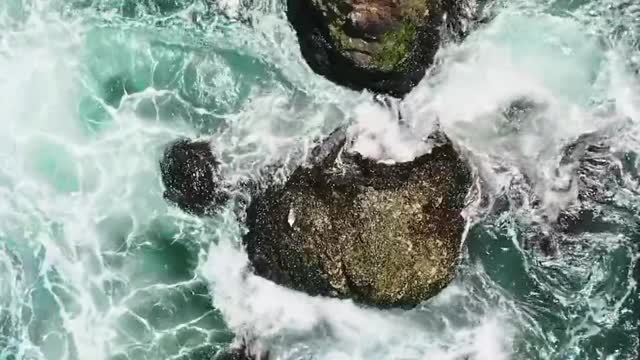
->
[[0, 0, 637, 359]]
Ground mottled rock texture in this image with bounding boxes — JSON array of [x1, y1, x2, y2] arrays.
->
[[244, 129, 472, 307], [288, 0, 461, 97], [159, 138, 228, 216]]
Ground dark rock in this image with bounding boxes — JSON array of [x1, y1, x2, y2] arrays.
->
[[552, 127, 639, 234], [559, 130, 622, 205], [521, 122, 640, 256], [288, 0, 467, 97], [214, 343, 268, 360], [160, 138, 228, 215], [244, 130, 472, 308], [214, 348, 254, 360]]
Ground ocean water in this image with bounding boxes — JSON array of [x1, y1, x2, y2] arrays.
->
[[0, 0, 638, 359]]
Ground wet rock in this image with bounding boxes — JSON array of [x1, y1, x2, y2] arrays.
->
[[523, 123, 640, 255], [559, 130, 622, 205], [214, 348, 255, 360], [287, 0, 468, 97], [159, 138, 228, 215], [552, 128, 638, 234], [214, 342, 269, 360], [244, 129, 472, 307]]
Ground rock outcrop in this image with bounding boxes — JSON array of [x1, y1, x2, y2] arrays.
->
[[287, 0, 462, 97], [159, 138, 228, 215], [244, 129, 472, 307]]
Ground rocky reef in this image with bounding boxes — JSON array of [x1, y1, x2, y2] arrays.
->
[[243, 129, 472, 307], [287, 0, 466, 97]]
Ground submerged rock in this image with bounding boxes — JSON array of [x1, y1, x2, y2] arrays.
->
[[244, 129, 472, 307], [159, 138, 228, 215], [288, 0, 464, 97], [214, 348, 260, 360], [507, 121, 639, 256], [552, 127, 636, 236], [559, 130, 621, 205], [214, 340, 269, 360]]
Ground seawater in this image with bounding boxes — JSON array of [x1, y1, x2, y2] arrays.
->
[[0, 0, 637, 359]]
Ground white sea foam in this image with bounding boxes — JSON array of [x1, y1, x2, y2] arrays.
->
[[202, 234, 513, 360], [201, 5, 640, 360], [0, 0, 638, 359]]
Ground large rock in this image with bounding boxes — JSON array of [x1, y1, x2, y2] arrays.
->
[[288, 0, 461, 97], [244, 129, 472, 307], [159, 138, 228, 215]]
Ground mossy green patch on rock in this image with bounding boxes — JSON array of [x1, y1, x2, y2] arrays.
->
[[373, 22, 417, 71], [287, 0, 457, 96]]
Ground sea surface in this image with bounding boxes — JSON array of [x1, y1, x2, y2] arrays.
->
[[0, 0, 638, 359]]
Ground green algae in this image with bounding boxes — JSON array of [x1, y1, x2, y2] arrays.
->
[[329, 21, 352, 49], [374, 22, 417, 70]]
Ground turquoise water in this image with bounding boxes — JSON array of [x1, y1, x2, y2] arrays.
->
[[0, 0, 638, 359]]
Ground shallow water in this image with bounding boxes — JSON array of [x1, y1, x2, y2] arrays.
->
[[0, 0, 637, 359]]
